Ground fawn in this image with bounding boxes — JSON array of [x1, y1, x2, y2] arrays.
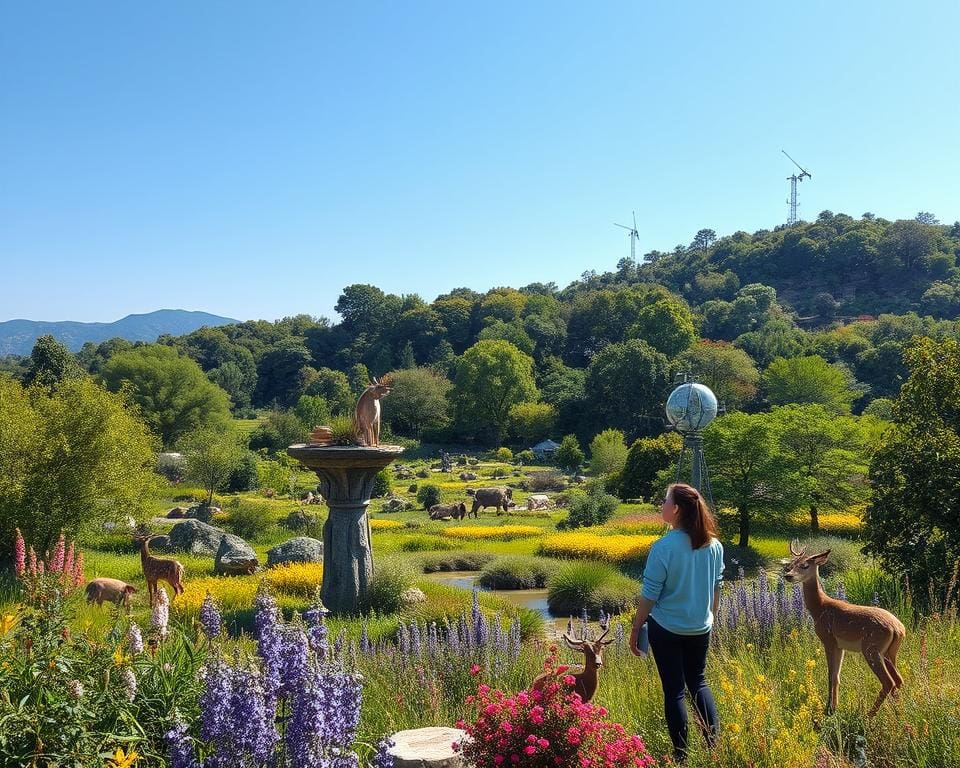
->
[[532, 629, 613, 703], [784, 539, 906, 716], [135, 535, 185, 607], [354, 376, 392, 446]]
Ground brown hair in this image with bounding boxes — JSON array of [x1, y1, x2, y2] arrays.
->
[[667, 483, 718, 550]]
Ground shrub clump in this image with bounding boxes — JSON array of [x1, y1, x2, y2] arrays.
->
[[527, 470, 566, 492], [558, 486, 620, 530], [372, 468, 392, 498], [360, 556, 417, 614], [226, 499, 275, 541], [416, 483, 442, 509], [547, 560, 640, 617], [477, 556, 558, 589]]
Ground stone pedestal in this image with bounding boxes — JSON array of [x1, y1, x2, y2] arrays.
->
[[388, 727, 468, 768], [286, 444, 403, 615]]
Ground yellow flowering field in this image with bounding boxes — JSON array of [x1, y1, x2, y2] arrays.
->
[[442, 525, 543, 541], [815, 512, 863, 534], [264, 562, 324, 597], [369, 519, 404, 530], [174, 576, 259, 617], [538, 532, 657, 562]]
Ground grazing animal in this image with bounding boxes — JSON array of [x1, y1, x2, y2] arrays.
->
[[429, 502, 467, 521], [783, 539, 906, 716], [468, 486, 515, 517], [354, 376, 393, 446], [135, 535, 185, 606], [532, 630, 613, 703], [85, 578, 137, 610], [526, 494, 551, 510]]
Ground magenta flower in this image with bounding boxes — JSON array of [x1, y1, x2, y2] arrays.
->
[[13, 528, 25, 578]]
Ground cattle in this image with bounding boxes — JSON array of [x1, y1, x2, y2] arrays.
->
[[468, 486, 516, 517], [526, 494, 552, 510], [429, 502, 467, 521]]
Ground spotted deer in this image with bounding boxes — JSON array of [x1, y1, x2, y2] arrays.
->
[[532, 629, 613, 703], [784, 539, 906, 716], [354, 376, 392, 446], [135, 535, 185, 607]]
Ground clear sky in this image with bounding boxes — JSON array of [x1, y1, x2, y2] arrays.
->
[[2, 1, 958, 323]]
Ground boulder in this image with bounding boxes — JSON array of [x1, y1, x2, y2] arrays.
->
[[214, 533, 259, 576], [149, 534, 172, 553], [267, 537, 324, 567], [285, 509, 318, 531], [388, 727, 468, 768], [167, 520, 228, 556], [187, 504, 220, 523]]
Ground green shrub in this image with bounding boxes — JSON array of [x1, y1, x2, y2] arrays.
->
[[416, 484, 442, 509], [360, 556, 417, 614], [227, 499, 275, 541], [399, 535, 457, 552], [527, 470, 566, 492], [547, 561, 639, 617], [495, 447, 513, 461], [418, 551, 496, 572], [416, 468, 431, 479], [556, 434, 585, 472], [372, 468, 392, 498], [558, 486, 619, 530], [329, 415, 357, 445], [227, 451, 260, 492], [516, 450, 535, 463], [478, 555, 558, 589]]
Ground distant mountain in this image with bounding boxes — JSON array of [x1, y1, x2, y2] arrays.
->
[[0, 310, 239, 356]]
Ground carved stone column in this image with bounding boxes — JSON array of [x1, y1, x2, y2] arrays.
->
[[287, 444, 403, 615]]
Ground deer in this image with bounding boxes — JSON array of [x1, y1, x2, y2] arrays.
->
[[354, 376, 392, 447], [135, 535, 185, 607], [532, 629, 613, 703], [85, 578, 137, 611], [783, 539, 906, 716]]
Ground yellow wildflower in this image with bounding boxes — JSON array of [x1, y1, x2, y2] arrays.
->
[[728, 723, 742, 733], [0, 614, 15, 634], [107, 747, 137, 768], [113, 648, 130, 667]]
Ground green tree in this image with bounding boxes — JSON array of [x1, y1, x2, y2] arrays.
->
[[619, 432, 682, 501], [584, 339, 671, 439], [629, 299, 698, 357], [763, 355, 860, 414], [304, 367, 355, 416], [555, 434, 585, 473], [452, 340, 538, 444], [507, 402, 557, 444], [866, 337, 960, 605], [248, 410, 308, 455], [381, 367, 452, 439], [679, 341, 759, 410], [24, 335, 81, 388], [294, 395, 332, 430], [253, 340, 313, 408], [769, 405, 870, 531], [100, 344, 232, 448], [182, 428, 245, 507], [589, 429, 628, 476], [0, 376, 159, 552], [704, 412, 799, 547]]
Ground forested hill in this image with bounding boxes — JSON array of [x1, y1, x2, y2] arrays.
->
[[0, 310, 238, 355]]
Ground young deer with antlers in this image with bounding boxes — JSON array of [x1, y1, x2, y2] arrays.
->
[[135, 535, 185, 607], [784, 539, 906, 716], [532, 630, 613, 703], [354, 376, 392, 447]]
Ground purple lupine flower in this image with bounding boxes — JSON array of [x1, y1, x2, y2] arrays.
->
[[360, 621, 371, 654], [598, 609, 608, 630], [397, 621, 410, 655], [286, 663, 325, 765], [371, 736, 395, 768], [165, 718, 199, 768], [306, 609, 329, 659], [446, 619, 460, 653], [121, 667, 137, 702], [200, 592, 223, 639], [793, 584, 806, 621], [427, 621, 438, 657], [509, 619, 522, 660], [836, 579, 847, 602], [255, 585, 283, 702], [229, 663, 278, 765], [128, 622, 144, 655], [281, 625, 310, 697], [410, 620, 422, 656]]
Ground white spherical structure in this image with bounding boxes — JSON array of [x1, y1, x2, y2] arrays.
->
[[665, 382, 718, 433]]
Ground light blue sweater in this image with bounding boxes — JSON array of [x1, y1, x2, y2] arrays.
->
[[641, 529, 724, 635]]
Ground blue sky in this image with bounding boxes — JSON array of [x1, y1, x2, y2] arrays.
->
[[2, 1, 958, 323]]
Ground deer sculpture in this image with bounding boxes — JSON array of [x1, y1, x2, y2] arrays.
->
[[354, 376, 392, 447], [135, 535, 185, 607], [532, 629, 613, 703], [784, 539, 906, 716]]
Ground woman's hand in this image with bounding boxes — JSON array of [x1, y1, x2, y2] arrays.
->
[[629, 597, 655, 657]]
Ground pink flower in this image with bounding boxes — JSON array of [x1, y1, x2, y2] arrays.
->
[[13, 529, 25, 578], [470, 663, 482, 676], [50, 532, 65, 573], [524, 745, 537, 755]]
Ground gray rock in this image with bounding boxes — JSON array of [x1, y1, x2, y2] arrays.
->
[[267, 537, 324, 567], [285, 508, 318, 531], [389, 727, 468, 768], [149, 534, 172, 553], [166, 506, 188, 519], [187, 504, 220, 523], [214, 533, 259, 576], [167, 520, 228, 556]]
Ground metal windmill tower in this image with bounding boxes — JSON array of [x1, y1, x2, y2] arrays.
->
[[782, 149, 812, 225], [614, 212, 640, 262]]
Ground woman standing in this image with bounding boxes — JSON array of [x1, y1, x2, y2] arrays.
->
[[629, 483, 724, 763]]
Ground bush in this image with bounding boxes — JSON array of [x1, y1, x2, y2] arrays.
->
[[795, 535, 869, 577], [372, 468, 392, 498], [477, 555, 558, 589], [360, 556, 417, 614], [546, 560, 640, 617], [555, 434, 585, 472], [589, 428, 628, 476], [407, 483, 418, 493], [416, 484, 442, 509], [618, 432, 682, 501], [226, 451, 260, 492], [558, 486, 620, 530], [527, 469, 566, 492], [418, 551, 496, 572], [494, 447, 513, 461], [516, 449, 535, 463], [227, 499, 275, 541]]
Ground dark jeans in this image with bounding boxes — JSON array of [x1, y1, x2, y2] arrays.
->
[[647, 616, 718, 761]]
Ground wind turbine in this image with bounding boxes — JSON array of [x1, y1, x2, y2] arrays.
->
[[782, 149, 812, 225], [614, 212, 640, 262]]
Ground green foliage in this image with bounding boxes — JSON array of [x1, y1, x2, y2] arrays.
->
[[507, 401, 557, 444], [99, 344, 232, 448], [867, 336, 960, 607], [248, 410, 308, 454], [359, 556, 417, 614], [416, 483, 442, 510], [546, 560, 640, 617], [226, 498, 275, 541], [555, 434, 584, 473], [0, 376, 159, 553], [558, 485, 620, 530], [862, 397, 894, 420], [452, 340, 538, 445], [618, 432, 682, 501], [328, 414, 358, 445], [763, 355, 861, 414], [516, 449, 535, 463], [398, 535, 457, 552], [24, 335, 81, 388], [294, 394, 331, 430], [588, 428, 628, 476], [226, 450, 261, 492], [372, 468, 392, 498], [380, 367, 452, 438], [795, 536, 869, 578], [477, 555, 558, 589], [417, 550, 496, 572], [303, 368, 354, 416], [629, 297, 698, 356], [182, 428, 245, 506], [679, 340, 759, 410], [495, 447, 513, 461]]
